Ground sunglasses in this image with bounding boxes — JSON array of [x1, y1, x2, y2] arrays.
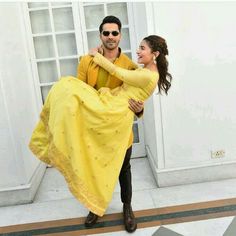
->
[[102, 31, 120, 37]]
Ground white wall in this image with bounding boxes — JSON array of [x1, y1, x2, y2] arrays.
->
[[0, 3, 45, 205], [145, 2, 236, 186], [0, 74, 22, 188]]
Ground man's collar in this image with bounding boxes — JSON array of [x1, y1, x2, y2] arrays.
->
[[117, 47, 121, 58]]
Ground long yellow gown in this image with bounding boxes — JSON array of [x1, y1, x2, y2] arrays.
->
[[29, 53, 158, 216]]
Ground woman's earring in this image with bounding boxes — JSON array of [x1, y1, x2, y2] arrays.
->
[[153, 55, 156, 64]]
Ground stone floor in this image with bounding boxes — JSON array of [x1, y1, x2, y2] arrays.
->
[[1, 157, 236, 235]]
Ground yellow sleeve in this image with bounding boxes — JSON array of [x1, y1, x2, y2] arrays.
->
[[93, 53, 152, 88], [77, 56, 87, 82]]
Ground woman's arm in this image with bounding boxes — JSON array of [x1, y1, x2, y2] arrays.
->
[[93, 53, 154, 88]]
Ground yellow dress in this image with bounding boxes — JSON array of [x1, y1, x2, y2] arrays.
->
[[29, 53, 158, 216]]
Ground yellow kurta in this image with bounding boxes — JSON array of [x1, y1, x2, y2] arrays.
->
[[29, 53, 158, 216], [77, 52, 138, 147]]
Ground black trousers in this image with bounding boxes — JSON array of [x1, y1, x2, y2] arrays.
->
[[119, 146, 132, 204]]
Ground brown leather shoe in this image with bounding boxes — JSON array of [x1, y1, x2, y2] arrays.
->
[[123, 203, 137, 233], [84, 211, 98, 227]]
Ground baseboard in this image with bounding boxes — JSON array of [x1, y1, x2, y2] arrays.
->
[[146, 148, 236, 187], [0, 163, 46, 206]]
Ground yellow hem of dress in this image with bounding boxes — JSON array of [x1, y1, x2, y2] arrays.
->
[[29, 110, 108, 217], [29, 141, 106, 217]]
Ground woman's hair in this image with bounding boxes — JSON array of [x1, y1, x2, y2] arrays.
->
[[143, 35, 172, 95]]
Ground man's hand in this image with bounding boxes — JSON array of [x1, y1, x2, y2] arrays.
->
[[128, 99, 144, 114]]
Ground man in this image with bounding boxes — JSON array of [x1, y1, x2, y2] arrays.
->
[[77, 15, 144, 233]]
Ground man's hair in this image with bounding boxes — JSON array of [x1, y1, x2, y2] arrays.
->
[[99, 15, 122, 33]]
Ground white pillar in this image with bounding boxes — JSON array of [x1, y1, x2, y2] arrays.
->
[[0, 3, 45, 206]]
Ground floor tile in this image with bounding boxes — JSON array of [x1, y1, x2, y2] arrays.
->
[[86, 226, 159, 236], [153, 226, 183, 236], [34, 167, 74, 203], [223, 216, 236, 236], [106, 189, 155, 215], [1, 157, 236, 236], [167, 216, 234, 236], [150, 178, 236, 208], [0, 198, 87, 227]]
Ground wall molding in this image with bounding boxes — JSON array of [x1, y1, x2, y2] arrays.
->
[[147, 148, 236, 187], [0, 163, 46, 207]]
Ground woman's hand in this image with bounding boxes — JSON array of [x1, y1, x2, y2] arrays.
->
[[89, 45, 104, 57], [97, 45, 104, 55], [89, 47, 98, 57]]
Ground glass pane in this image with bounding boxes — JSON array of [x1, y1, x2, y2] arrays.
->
[[56, 33, 77, 57], [41, 85, 53, 103], [60, 59, 78, 77], [38, 61, 58, 83], [51, 2, 71, 6], [107, 3, 128, 25], [120, 28, 131, 51], [28, 3, 48, 8], [87, 31, 100, 49], [84, 5, 104, 29], [30, 10, 51, 34], [53, 7, 74, 32], [132, 123, 139, 143], [34, 36, 55, 59]]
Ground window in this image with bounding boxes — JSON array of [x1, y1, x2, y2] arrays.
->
[[26, 2, 81, 102]]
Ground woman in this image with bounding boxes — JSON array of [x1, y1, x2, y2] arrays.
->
[[29, 35, 172, 217]]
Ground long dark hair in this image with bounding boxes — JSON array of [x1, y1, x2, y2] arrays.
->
[[143, 35, 172, 95]]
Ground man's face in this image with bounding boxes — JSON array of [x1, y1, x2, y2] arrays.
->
[[100, 23, 121, 50]]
